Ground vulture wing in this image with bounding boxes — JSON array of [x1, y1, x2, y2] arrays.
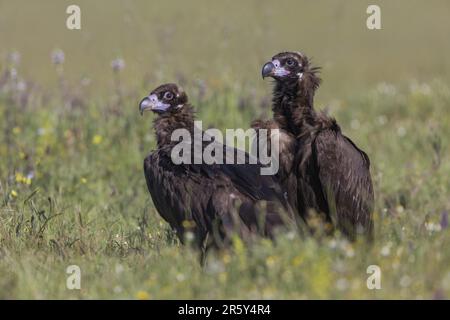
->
[[144, 149, 216, 243], [193, 142, 293, 230], [144, 142, 293, 245], [219, 144, 287, 202], [312, 129, 374, 238], [197, 130, 290, 207]]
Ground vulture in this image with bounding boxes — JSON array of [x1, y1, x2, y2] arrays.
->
[[253, 52, 374, 240], [139, 83, 293, 251]]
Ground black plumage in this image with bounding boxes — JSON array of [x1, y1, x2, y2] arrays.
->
[[254, 52, 374, 240], [139, 83, 293, 250]]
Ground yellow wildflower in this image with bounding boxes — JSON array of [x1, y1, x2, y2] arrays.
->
[[135, 290, 150, 300], [265, 255, 277, 268], [232, 236, 246, 267], [15, 172, 31, 185], [12, 127, 21, 135], [292, 255, 304, 267], [11, 190, 18, 197], [15, 172, 25, 183], [92, 135, 103, 145], [80, 177, 87, 184], [219, 272, 227, 284], [182, 220, 196, 228], [222, 253, 231, 264]]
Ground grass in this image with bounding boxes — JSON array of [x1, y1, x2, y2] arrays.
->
[[0, 0, 450, 299]]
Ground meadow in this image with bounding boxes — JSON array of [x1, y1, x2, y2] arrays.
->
[[0, 0, 449, 299]]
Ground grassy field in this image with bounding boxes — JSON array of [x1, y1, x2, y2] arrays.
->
[[1, 0, 450, 299]]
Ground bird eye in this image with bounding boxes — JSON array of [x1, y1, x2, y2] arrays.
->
[[286, 58, 296, 66], [164, 92, 174, 100]]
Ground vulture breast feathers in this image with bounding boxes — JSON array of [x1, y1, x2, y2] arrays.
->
[[139, 83, 293, 249], [259, 52, 374, 240]]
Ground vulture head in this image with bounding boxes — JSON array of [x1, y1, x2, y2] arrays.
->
[[262, 52, 321, 107], [139, 83, 188, 116], [262, 52, 307, 81]]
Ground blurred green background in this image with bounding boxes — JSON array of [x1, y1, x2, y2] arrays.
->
[[1, 0, 450, 100], [0, 0, 449, 299]]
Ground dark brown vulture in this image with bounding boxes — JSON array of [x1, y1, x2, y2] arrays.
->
[[254, 52, 374, 240], [139, 83, 293, 250]]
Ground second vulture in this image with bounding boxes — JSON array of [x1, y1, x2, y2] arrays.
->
[[253, 51, 374, 240]]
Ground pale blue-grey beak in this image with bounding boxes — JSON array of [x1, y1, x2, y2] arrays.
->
[[262, 61, 275, 78]]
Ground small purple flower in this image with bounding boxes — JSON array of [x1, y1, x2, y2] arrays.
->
[[9, 68, 18, 80], [16, 80, 27, 92], [111, 58, 125, 72], [8, 51, 21, 66], [433, 289, 446, 300], [440, 211, 448, 229], [51, 49, 65, 65]]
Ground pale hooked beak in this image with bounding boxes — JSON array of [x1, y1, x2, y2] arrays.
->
[[139, 97, 152, 115], [139, 94, 170, 115], [262, 62, 275, 78], [262, 59, 291, 79]]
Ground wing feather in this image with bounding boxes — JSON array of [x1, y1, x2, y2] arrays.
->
[[313, 130, 374, 238]]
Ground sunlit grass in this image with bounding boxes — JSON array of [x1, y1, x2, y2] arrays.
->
[[1, 54, 449, 298], [1, 0, 450, 299]]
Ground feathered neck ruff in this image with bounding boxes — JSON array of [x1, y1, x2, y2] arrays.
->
[[153, 104, 195, 147], [271, 67, 321, 137]]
